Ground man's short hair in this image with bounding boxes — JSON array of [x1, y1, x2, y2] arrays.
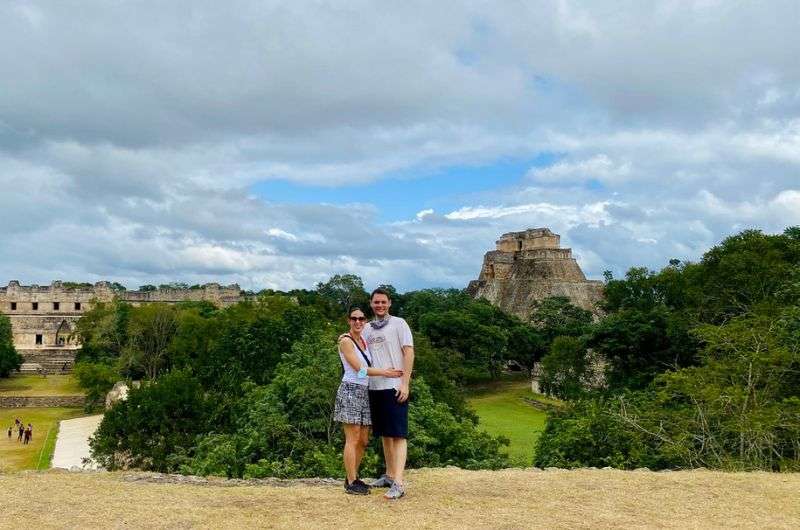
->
[[370, 287, 391, 301]]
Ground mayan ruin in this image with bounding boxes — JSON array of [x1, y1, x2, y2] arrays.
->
[[0, 281, 244, 373], [467, 228, 604, 319]]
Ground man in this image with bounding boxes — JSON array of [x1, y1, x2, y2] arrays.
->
[[361, 287, 414, 500]]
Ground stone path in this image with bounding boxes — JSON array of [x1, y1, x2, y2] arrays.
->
[[51, 414, 103, 470]]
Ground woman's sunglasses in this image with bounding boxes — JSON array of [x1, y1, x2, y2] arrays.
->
[[349, 316, 367, 322]]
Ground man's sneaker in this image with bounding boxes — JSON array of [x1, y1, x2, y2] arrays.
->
[[383, 482, 405, 500], [370, 474, 394, 488], [344, 479, 369, 495]]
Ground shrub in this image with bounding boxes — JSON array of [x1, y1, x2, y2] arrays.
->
[[90, 370, 210, 471], [534, 396, 663, 469]]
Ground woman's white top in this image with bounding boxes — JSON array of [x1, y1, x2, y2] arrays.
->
[[339, 335, 372, 386]]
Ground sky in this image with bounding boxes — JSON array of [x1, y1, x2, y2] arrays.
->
[[1, 1, 799, 293]]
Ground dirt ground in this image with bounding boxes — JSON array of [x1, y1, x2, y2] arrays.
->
[[0, 467, 797, 529]]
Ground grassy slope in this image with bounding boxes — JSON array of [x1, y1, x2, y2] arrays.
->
[[467, 376, 550, 466], [0, 374, 84, 396], [0, 407, 85, 472], [1, 468, 798, 528]]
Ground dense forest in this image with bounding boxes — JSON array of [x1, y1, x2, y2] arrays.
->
[[535, 227, 800, 471], [78, 279, 544, 477], [52, 226, 800, 475]]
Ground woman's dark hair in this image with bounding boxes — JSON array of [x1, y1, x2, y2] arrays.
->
[[348, 305, 365, 316], [370, 288, 391, 300]]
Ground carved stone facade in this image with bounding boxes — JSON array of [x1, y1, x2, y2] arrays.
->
[[0, 280, 243, 372], [467, 228, 604, 319]]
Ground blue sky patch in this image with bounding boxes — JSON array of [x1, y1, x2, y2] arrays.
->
[[251, 153, 559, 222]]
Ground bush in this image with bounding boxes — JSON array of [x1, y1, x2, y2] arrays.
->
[[90, 370, 210, 471], [534, 397, 657, 469]]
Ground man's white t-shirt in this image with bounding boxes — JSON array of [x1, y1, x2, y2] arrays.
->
[[362, 315, 413, 391]]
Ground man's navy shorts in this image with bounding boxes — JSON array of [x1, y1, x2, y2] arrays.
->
[[368, 388, 408, 438]]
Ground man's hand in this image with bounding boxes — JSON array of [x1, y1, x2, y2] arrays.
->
[[395, 381, 410, 403]]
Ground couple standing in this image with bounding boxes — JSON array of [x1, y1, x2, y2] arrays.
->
[[334, 288, 414, 500]]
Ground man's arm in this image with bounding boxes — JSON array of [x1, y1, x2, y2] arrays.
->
[[396, 345, 414, 402]]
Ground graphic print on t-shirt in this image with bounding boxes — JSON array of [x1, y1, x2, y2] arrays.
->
[[367, 334, 391, 368]]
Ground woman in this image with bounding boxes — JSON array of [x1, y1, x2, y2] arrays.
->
[[334, 306, 403, 495]]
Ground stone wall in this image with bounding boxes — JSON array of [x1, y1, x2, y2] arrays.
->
[[0, 396, 85, 408]]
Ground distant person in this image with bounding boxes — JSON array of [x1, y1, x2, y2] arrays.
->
[[23, 425, 32, 445], [7, 425, 11, 439], [17, 423, 24, 443], [335, 306, 403, 495], [362, 288, 415, 500]]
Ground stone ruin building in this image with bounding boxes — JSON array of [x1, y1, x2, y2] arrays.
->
[[0, 280, 244, 373], [467, 228, 604, 320]]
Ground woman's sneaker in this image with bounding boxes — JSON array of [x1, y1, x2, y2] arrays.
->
[[370, 474, 394, 488], [383, 482, 405, 500], [344, 479, 369, 495], [353, 479, 370, 491]]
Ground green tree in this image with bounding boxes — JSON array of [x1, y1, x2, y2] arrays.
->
[[74, 300, 131, 363], [0, 315, 22, 377], [694, 229, 800, 322], [121, 304, 179, 380], [316, 274, 369, 316], [530, 296, 593, 341], [588, 307, 697, 390], [506, 324, 547, 378], [539, 336, 590, 400], [419, 310, 508, 381], [73, 361, 119, 410]]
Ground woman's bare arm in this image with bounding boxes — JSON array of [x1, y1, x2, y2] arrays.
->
[[339, 337, 364, 372], [338, 338, 402, 377]]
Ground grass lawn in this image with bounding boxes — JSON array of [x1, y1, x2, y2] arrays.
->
[[468, 375, 551, 466], [0, 407, 86, 472], [0, 374, 84, 397]]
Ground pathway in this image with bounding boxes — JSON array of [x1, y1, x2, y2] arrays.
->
[[51, 414, 104, 470]]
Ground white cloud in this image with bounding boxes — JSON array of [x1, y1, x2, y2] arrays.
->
[[527, 154, 632, 185], [265, 228, 298, 242], [444, 202, 612, 228], [770, 190, 800, 224], [415, 209, 434, 221]]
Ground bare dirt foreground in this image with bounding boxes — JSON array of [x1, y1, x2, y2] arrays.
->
[[0, 467, 798, 529]]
